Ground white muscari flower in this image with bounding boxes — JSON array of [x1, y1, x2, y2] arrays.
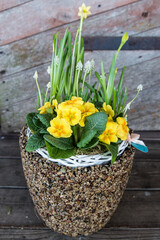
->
[[91, 59, 95, 70], [54, 55, 59, 66], [125, 103, 131, 111], [47, 82, 51, 89], [100, 74, 103, 79], [33, 71, 38, 79], [137, 84, 143, 91], [47, 66, 51, 74], [76, 60, 83, 71], [84, 60, 92, 74]]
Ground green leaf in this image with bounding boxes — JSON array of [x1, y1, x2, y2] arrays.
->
[[44, 134, 74, 150], [77, 129, 97, 148], [26, 113, 39, 132], [77, 112, 108, 148], [40, 129, 48, 134], [106, 143, 118, 164], [80, 138, 99, 150], [106, 54, 116, 104], [37, 114, 54, 127], [85, 112, 108, 136], [45, 141, 76, 159], [25, 133, 45, 152], [32, 116, 45, 129]]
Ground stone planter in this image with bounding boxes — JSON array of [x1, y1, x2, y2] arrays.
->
[[19, 126, 135, 237]]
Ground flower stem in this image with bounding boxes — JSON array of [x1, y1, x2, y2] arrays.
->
[[72, 125, 78, 144]]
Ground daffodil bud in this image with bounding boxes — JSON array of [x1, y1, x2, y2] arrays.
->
[[121, 32, 129, 45]]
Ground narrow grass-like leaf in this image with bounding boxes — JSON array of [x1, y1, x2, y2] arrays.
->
[[106, 55, 116, 104]]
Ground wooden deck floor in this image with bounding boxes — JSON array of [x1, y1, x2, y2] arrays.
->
[[0, 131, 160, 239]]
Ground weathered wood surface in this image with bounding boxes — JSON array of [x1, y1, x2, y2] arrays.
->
[[0, 0, 160, 132], [1, 228, 160, 240], [1, 51, 160, 132], [0, 0, 160, 46], [0, 131, 160, 239], [0, 0, 144, 46], [0, 0, 31, 12], [0, 188, 160, 228]]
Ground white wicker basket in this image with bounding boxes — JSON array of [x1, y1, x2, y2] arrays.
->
[[27, 128, 128, 167]]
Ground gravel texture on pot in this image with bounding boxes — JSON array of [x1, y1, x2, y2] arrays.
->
[[19, 126, 135, 237]]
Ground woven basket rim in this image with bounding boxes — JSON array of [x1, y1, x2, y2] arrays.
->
[[26, 127, 128, 167]]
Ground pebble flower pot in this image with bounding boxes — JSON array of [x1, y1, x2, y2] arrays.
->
[[19, 127, 135, 237]]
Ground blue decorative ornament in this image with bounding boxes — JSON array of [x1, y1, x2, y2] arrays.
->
[[131, 142, 148, 153]]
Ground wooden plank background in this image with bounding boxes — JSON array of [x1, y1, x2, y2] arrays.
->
[[0, 0, 160, 133]]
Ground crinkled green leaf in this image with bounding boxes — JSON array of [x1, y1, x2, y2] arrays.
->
[[77, 129, 97, 148], [44, 134, 74, 150], [85, 112, 108, 136], [80, 137, 99, 150], [45, 141, 76, 159], [32, 116, 45, 129], [78, 112, 108, 148], [25, 133, 45, 152], [40, 129, 48, 134], [37, 113, 54, 127], [26, 113, 39, 132]]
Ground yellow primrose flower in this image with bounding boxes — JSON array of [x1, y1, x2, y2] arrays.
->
[[52, 99, 58, 110], [103, 103, 114, 117], [57, 109, 63, 119], [38, 102, 51, 114], [47, 118, 72, 138], [99, 121, 118, 145], [78, 3, 91, 19], [79, 102, 98, 127], [71, 96, 84, 105], [61, 107, 81, 126], [58, 96, 84, 110], [116, 117, 129, 140]]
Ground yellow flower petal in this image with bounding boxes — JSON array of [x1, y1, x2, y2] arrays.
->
[[116, 117, 127, 126], [103, 103, 114, 117], [99, 121, 118, 145], [52, 99, 58, 110], [47, 118, 72, 138], [62, 107, 81, 126], [116, 117, 129, 140], [58, 96, 84, 110], [38, 102, 51, 114], [79, 102, 98, 126]]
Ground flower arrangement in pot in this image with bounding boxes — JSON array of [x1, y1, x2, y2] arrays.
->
[[19, 3, 148, 237]]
